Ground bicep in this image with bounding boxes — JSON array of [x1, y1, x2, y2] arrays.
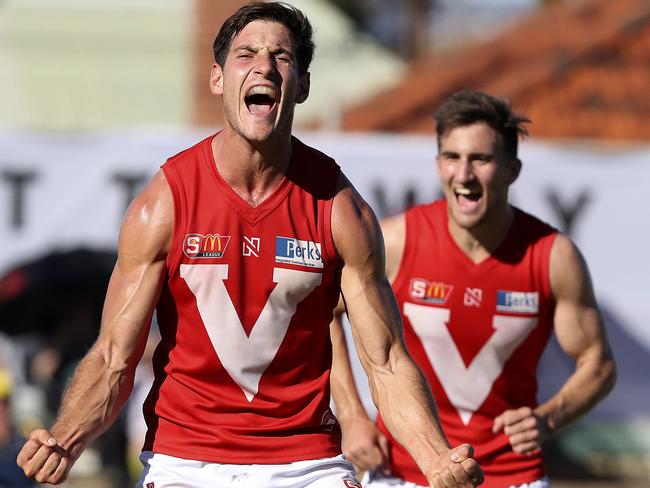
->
[[550, 234, 610, 361], [95, 171, 172, 371], [331, 176, 403, 371]]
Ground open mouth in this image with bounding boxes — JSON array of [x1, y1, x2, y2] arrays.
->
[[454, 187, 482, 208], [245, 85, 278, 116]]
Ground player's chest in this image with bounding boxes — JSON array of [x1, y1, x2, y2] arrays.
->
[[397, 267, 544, 358]]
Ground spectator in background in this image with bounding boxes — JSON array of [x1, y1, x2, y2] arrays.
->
[[0, 368, 35, 487]]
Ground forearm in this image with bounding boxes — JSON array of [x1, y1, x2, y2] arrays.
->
[[51, 346, 136, 461], [536, 350, 616, 433], [369, 345, 449, 471], [345, 276, 450, 468]]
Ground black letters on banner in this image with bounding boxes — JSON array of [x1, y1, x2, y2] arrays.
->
[[545, 187, 592, 236], [2, 170, 38, 230]]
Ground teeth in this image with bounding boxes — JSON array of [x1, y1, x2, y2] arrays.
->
[[247, 85, 277, 99], [454, 187, 472, 195]]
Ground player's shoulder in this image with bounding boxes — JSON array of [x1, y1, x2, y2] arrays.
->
[[512, 206, 558, 238], [120, 171, 173, 255], [290, 137, 340, 199], [548, 231, 592, 301], [293, 136, 337, 166], [133, 171, 172, 209], [549, 232, 583, 270]]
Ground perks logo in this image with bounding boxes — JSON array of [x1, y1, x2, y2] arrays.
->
[[275, 237, 323, 268], [183, 233, 231, 259], [497, 290, 539, 314], [410, 278, 453, 305]]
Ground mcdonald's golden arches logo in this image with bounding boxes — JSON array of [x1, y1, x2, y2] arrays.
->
[[183, 233, 231, 258], [409, 278, 453, 304]]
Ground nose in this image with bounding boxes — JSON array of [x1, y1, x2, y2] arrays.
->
[[254, 51, 278, 78], [455, 157, 474, 183]]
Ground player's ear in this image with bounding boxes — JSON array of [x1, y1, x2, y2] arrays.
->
[[508, 158, 522, 184], [210, 64, 224, 96], [295, 72, 310, 104]]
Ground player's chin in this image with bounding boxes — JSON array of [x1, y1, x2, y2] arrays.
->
[[243, 126, 274, 143]]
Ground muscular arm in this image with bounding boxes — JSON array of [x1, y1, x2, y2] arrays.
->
[[332, 175, 482, 487], [330, 215, 406, 472], [17, 171, 173, 484], [494, 234, 616, 453], [538, 235, 616, 429]]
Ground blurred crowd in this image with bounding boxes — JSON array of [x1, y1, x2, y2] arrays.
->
[[0, 249, 155, 487]]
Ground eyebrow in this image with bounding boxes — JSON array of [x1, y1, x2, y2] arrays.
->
[[440, 151, 495, 159], [233, 44, 293, 56], [468, 152, 495, 159], [234, 45, 257, 54]]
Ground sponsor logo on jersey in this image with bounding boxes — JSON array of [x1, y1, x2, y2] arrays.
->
[[343, 480, 362, 488], [464, 287, 482, 307], [275, 237, 323, 268], [410, 278, 453, 304], [183, 233, 231, 258], [320, 409, 338, 432], [496, 290, 539, 313], [242, 236, 261, 257]]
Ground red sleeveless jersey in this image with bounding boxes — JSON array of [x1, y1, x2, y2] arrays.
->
[[377, 200, 557, 487], [142, 135, 343, 464]]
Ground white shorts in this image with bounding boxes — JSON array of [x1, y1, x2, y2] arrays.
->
[[136, 451, 360, 488], [362, 470, 550, 488]]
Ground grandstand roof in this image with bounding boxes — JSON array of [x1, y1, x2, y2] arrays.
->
[[341, 0, 650, 142]]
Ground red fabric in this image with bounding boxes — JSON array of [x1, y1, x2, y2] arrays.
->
[[143, 135, 343, 464], [377, 200, 557, 487]]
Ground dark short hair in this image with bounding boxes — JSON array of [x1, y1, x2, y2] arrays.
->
[[434, 90, 530, 160], [213, 1, 315, 76]]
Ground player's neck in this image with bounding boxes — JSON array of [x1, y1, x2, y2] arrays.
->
[[212, 129, 293, 207], [448, 205, 514, 264]]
